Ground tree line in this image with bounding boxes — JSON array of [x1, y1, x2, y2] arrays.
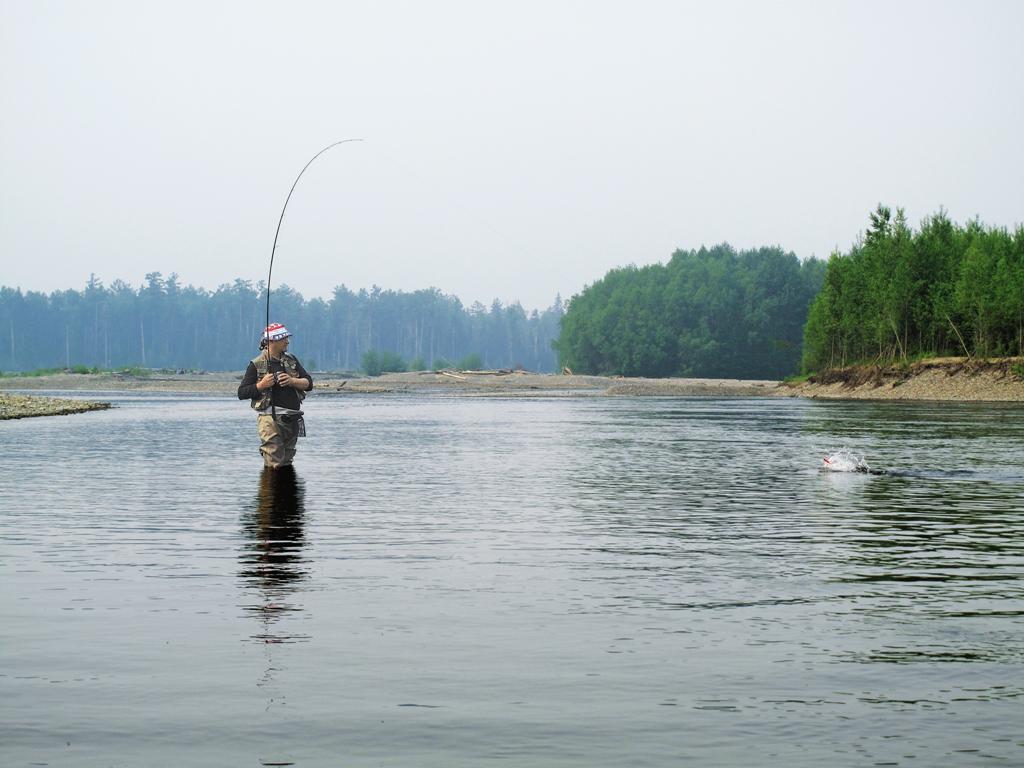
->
[[554, 245, 826, 379], [0, 273, 565, 373], [8, 207, 1017, 379], [802, 207, 1024, 371]]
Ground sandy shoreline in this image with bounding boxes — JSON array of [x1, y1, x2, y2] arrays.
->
[[2, 359, 1021, 410], [0, 370, 788, 399], [318, 371, 788, 398]]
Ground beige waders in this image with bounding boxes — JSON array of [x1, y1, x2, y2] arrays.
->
[[257, 412, 302, 468]]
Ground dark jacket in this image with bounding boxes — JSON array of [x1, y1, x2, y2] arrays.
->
[[237, 353, 313, 411]]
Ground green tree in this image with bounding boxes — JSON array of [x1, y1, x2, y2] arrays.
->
[[557, 244, 824, 378], [361, 349, 406, 376], [802, 207, 1019, 370]]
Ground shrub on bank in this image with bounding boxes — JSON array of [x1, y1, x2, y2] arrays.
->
[[361, 350, 407, 376]]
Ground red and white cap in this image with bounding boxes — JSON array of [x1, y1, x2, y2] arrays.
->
[[262, 323, 292, 342]]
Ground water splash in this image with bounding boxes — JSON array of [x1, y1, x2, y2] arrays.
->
[[822, 449, 874, 474]]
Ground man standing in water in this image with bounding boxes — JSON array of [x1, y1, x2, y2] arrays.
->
[[238, 323, 313, 468]]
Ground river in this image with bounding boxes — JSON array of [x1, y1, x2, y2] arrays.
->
[[2, 393, 1022, 767]]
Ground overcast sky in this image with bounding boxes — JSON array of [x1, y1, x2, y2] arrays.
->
[[2, 1, 1022, 310]]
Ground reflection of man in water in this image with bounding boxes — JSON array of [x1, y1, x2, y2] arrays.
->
[[239, 466, 308, 641]]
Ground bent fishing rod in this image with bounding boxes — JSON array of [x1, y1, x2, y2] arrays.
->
[[264, 138, 362, 420]]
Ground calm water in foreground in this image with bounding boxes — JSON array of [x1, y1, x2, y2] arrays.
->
[[2, 392, 1023, 767]]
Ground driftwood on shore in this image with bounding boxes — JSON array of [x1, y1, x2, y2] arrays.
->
[[418, 368, 527, 377]]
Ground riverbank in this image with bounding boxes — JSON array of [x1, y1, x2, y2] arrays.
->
[[0, 392, 111, 420], [3, 359, 1022, 402], [786, 357, 1024, 402], [318, 371, 786, 397], [0, 370, 785, 398]]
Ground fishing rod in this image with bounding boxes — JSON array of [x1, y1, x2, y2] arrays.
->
[[264, 139, 362, 420], [266, 138, 363, 339]]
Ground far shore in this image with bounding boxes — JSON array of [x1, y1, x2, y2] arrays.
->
[[785, 357, 1024, 403], [1, 358, 1021, 411], [0, 369, 786, 399]]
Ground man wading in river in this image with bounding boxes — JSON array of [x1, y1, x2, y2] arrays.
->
[[238, 323, 313, 468]]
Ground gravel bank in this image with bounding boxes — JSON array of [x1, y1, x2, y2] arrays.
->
[[316, 371, 787, 397], [0, 393, 111, 420], [0, 370, 788, 399], [786, 358, 1024, 402], [4, 361, 1020, 402]]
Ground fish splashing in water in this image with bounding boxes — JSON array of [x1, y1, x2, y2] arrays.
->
[[822, 449, 883, 474]]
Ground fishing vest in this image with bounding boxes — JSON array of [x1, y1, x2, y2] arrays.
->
[[250, 352, 306, 411]]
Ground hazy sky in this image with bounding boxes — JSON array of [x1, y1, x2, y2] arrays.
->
[[2, 1, 1022, 310]]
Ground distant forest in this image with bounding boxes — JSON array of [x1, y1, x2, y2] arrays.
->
[[8, 207, 1016, 379], [802, 207, 1024, 371], [0, 274, 565, 372], [555, 245, 826, 379]]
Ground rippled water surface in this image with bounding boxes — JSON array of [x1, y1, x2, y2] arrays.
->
[[3, 393, 1023, 767]]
